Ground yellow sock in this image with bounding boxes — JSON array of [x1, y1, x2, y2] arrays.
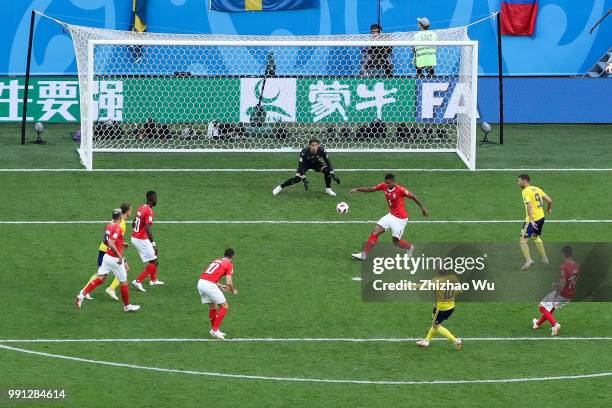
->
[[519, 240, 532, 262], [435, 326, 457, 342], [534, 236, 547, 259], [109, 277, 120, 290], [425, 327, 436, 341]]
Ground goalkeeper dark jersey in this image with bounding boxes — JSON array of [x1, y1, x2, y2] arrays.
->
[[297, 147, 333, 174]]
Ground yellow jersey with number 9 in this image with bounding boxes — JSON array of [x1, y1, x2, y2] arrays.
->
[[99, 219, 126, 252], [433, 274, 461, 311], [522, 186, 546, 222]]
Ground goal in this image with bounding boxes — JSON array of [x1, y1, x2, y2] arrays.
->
[[62, 20, 478, 170]]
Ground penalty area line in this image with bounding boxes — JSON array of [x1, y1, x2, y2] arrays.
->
[[1, 343, 611, 385], [2, 337, 612, 343], [0, 219, 611, 225]]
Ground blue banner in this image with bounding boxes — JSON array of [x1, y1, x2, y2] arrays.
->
[[211, 0, 318, 12]]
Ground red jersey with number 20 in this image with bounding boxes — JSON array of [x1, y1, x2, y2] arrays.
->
[[559, 259, 580, 299], [375, 183, 412, 219], [132, 204, 154, 240], [105, 223, 124, 258], [200, 258, 234, 283]]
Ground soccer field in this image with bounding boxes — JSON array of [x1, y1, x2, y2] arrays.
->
[[1, 123, 612, 407]]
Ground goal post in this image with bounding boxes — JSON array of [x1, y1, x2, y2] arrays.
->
[[62, 20, 479, 170]]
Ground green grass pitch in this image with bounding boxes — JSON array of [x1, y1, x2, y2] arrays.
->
[[1, 123, 612, 407]]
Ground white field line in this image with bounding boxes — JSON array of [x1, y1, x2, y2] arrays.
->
[[1, 343, 611, 385], [1, 168, 612, 172], [1, 337, 612, 343], [0, 219, 611, 225]]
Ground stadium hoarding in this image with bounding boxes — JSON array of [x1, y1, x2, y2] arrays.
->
[[360, 243, 612, 302], [0, 77, 80, 123], [1, 76, 421, 124]]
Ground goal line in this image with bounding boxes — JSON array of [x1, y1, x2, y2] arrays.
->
[[1, 168, 612, 173]]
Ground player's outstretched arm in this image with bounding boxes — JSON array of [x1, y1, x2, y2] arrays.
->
[[350, 186, 377, 193], [407, 192, 429, 219], [226, 275, 238, 295]]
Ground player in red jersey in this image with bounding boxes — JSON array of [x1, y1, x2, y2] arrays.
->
[[197, 249, 238, 340], [350, 173, 429, 260], [131, 191, 163, 292], [75, 209, 140, 312], [533, 245, 580, 336]]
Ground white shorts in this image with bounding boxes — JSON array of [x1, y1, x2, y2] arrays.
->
[[540, 291, 571, 312], [97, 254, 127, 282], [131, 237, 157, 262], [377, 213, 408, 239], [198, 279, 227, 305]]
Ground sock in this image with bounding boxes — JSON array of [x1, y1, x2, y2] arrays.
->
[[119, 284, 130, 306], [364, 233, 379, 253], [136, 263, 154, 283], [280, 176, 302, 189], [150, 263, 158, 281], [536, 315, 546, 327], [212, 306, 228, 331], [538, 305, 557, 326], [83, 273, 98, 291], [425, 327, 436, 341], [82, 277, 104, 296], [209, 309, 217, 327], [397, 240, 413, 250], [109, 277, 120, 290], [324, 174, 332, 188], [519, 240, 532, 262], [435, 325, 457, 342], [534, 236, 547, 259]]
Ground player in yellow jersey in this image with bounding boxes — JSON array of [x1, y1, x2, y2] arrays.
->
[[416, 270, 463, 351], [518, 174, 552, 271], [81, 203, 132, 301]]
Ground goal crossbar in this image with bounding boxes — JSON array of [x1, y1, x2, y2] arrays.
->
[[91, 39, 478, 47]]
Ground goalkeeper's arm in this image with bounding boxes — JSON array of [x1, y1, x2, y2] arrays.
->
[[320, 148, 340, 184]]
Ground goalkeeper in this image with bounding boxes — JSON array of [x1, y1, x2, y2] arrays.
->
[[273, 138, 339, 197]]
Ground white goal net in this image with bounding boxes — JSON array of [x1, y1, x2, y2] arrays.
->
[[61, 19, 478, 170]]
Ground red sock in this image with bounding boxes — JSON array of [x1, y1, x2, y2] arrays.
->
[[538, 305, 557, 326], [120, 284, 130, 306], [82, 277, 104, 295], [212, 306, 228, 331], [364, 233, 379, 253], [150, 263, 158, 281], [209, 309, 217, 327], [136, 263, 154, 283], [536, 315, 547, 327], [397, 240, 413, 250]]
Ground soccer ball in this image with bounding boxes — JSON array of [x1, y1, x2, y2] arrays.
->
[[336, 202, 349, 214], [480, 122, 491, 134]]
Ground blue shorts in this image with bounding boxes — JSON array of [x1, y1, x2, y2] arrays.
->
[[97, 251, 105, 267], [432, 307, 454, 324], [521, 218, 545, 238]]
